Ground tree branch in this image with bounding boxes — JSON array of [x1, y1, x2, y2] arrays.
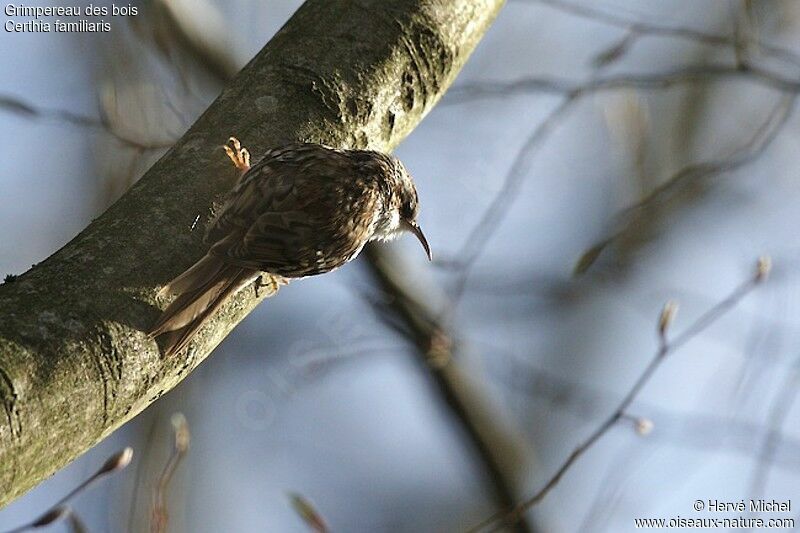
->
[[468, 258, 769, 532], [363, 245, 533, 532], [0, 0, 505, 506]]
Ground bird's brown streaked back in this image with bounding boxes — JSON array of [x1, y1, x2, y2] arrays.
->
[[148, 140, 430, 357]]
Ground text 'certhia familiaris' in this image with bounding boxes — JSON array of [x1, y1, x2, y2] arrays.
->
[[147, 138, 430, 357]]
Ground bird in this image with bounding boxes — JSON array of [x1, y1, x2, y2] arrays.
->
[[147, 137, 431, 357]]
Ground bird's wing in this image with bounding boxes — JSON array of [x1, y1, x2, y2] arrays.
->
[[206, 145, 379, 278]]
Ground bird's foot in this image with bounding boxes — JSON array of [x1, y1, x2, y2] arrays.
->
[[253, 275, 273, 298], [223, 136, 251, 173], [253, 274, 287, 297]]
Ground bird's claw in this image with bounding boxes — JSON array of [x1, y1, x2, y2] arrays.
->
[[253, 274, 286, 297], [224, 136, 251, 173]]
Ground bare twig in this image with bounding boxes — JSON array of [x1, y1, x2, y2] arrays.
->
[[445, 97, 574, 303], [66, 513, 88, 533], [54, 448, 134, 511], [467, 258, 768, 533], [511, 0, 800, 69], [440, 69, 795, 286], [446, 63, 800, 105], [3, 448, 133, 533], [731, 0, 755, 68], [288, 493, 329, 533], [747, 359, 800, 500], [151, 414, 191, 533], [0, 93, 175, 150], [141, 0, 240, 85], [476, 336, 800, 470], [575, 95, 795, 273]]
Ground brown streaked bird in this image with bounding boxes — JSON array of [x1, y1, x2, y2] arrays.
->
[[147, 137, 431, 357]]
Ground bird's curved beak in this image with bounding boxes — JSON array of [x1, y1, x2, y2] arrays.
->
[[404, 220, 432, 261]]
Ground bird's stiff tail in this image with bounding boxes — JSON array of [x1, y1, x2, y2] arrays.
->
[[148, 254, 258, 357]]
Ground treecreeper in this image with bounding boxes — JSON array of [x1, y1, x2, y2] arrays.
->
[[147, 137, 431, 357]]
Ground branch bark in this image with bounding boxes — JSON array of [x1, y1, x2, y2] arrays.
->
[[0, 0, 504, 506]]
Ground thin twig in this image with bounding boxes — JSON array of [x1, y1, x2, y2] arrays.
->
[[446, 97, 574, 303], [440, 68, 795, 288], [467, 259, 768, 533], [0, 93, 175, 150], [747, 359, 800, 500], [512, 0, 800, 69], [446, 63, 800, 105], [3, 448, 133, 533], [575, 94, 795, 273], [288, 493, 329, 533], [151, 414, 191, 533], [475, 335, 800, 469]]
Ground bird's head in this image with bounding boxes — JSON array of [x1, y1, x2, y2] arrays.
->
[[370, 154, 431, 261]]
